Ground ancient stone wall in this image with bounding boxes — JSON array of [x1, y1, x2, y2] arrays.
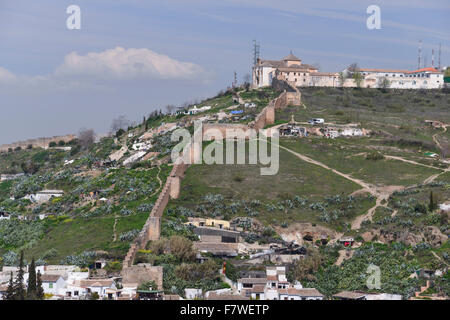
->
[[0, 134, 76, 152], [122, 264, 163, 289], [121, 80, 301, 278]]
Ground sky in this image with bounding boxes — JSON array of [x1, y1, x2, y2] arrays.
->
[[0, 0, 449, 145]]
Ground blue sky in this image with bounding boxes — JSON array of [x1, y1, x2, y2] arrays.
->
[[0, 0, 449, 144]]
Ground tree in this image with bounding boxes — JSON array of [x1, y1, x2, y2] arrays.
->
[[138, 280, 158, 291], [110, 115, 131, 135], [5, 272, 15, 300], [21, 161, 39, 174], [378, 76, 390, 90], [12, 251, 26, 300], [165, 105, 176, 115], [429, 191, 437, 212], [36, 270, 44, 300], [445, 67, 450, 77], [338, 72, 346, 88], [78, 128, 95, 149], [48, 141, 57, 148], [26, 258, 37, 300], [353, 71, 363, 88]]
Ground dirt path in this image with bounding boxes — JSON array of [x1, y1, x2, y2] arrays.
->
[[335, 249, 354, 266], [350, 187, 403, 230], [149, 166, 163, 198], [279, 144, 406, 230], [384, 155, 443, 171], [279, 145, 374, 192], [113, 215, 118, 242]]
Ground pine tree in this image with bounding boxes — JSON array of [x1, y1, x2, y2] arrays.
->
[[26, 258, 37, 300], [36, 270, 44, 300], [13, 251, 26, 300], [5, 272, 15, 300], [429, 191, 437, 211]]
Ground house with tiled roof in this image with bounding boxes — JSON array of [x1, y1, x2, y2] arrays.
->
[[237, 266, 324, 300], [41, 274, 66, 295], [278, 288, 324, 300], [253, 53, 325, 88], [345, 66, 444, 89]]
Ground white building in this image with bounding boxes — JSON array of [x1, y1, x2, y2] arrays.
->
[[278, 288, 324, 300], [237, 266, 324, 300], [346, 67, 444, 89], [41, 274, 66, 295], [0, 173, 25, 181], [252, 53, 321, 88], [0, 212, 11, 220], [24, 190, 64, 204], [186, 105, 212, 115]]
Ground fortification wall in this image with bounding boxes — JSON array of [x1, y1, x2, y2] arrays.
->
[[122, 162, 188, 270], [122, 265, 163, 289], [203, 123, 254, 141], [121, 80, 301, 278], [0, 134, 76, 152]]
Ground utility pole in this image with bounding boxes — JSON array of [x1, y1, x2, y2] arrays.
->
[[418, 40, 422, 69], [432, 49, 435, 68], [438, 43, 442, 70], [252, 40, 260, 67]]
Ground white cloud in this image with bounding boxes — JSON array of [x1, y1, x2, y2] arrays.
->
[[0, 66, 17, 83], [54, 47, 208, 81], [0, 47, 212, 94]]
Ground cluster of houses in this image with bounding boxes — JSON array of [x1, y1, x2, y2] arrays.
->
[[279, 118, 367, 139], [0, 264, 137, 300], [237, 266, 324, 300], [252, 53, 445, 89]]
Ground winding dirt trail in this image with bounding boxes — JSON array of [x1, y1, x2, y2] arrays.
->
[[432, 123, 448, 152], [279, 144, 374, 192], [149, 166, 163, 198], [278, 144, 441, 231]]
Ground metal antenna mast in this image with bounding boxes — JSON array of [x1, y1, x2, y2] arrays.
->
[[252, 40, 260, 67], [432, 49, 435, 68], [418, 40, 422, 69], [438, 43, 442, 69]]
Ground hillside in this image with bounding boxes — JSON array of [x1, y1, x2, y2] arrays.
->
[[0, 86, 449, 298]]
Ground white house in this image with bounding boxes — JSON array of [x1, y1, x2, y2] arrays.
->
[[185, 288, 203, 299], [0, 173, 25, 181], [41, 274, 66, 295], [186, 105, 212, 115], [25, 190, 64, 204], [0, 212, 11, 220], [77, 279, 117, 299], [237, 266, 324, 300], [278, 288, 324, 300]]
